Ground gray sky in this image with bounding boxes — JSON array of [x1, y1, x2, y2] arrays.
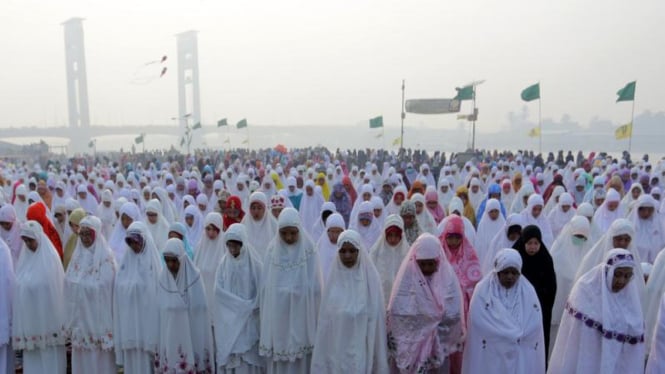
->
[[2, 0, 664, 132]]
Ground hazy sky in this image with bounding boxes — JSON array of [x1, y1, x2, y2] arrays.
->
[[2, 0, 664, 132]]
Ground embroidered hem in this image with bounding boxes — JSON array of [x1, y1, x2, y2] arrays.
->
[[565, 302, 643, 345]]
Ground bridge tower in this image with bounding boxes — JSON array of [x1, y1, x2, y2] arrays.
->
[[175, 30, 201, 130], [62, 18, 91, 129]]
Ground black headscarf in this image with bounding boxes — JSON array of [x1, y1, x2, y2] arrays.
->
[[512, 224, 557, 363]]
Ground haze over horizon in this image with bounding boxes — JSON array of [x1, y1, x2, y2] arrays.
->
[[2, 0, 664, 134]]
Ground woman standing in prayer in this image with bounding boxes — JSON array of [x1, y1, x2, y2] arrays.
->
[[425, 186, 446, 224], [63, 208, 86, 270], [512, 225, 556, 357], [399, 200, 422, 246], [96, 189, 116, 240], [549, 216, 592, 349], [316, 213, 345, 283], [0, 204, 23, 267], [647, 291, 665, 373], [194, 212, 225, 325], [168, 222, 195, 259], [0, 221, 15, 373], [520, 194, 554, 248], [108, 201, 141, 263], [549, 249, 645, 374], [156, 238, 214, 373], [546, 192, 576, 239], [386, 233, 465, 373], [183, 205, 204, 247], [241, 192, 278, 258], [439, 215, 482, 372], [259, 208, 322, 374], [298, 180, 325, 238], [411, 193, 438, 235], [329, 182, 352, 226], [462, 248, 545, 374], [13, 221, 66, 373], [26, 201, 63, 258], [113, 221, 161, 373], [370, 214, 410, 306], [145, 199, 170, 250], [223, 196, 245, 231], [64, 216, 117, 374], [310, 202, 337, 245], [311, 230, 389, 373], [475, 198, 506, 266], [591, 188, 624, 233], [214, 223, 264, 373], [628, 194, 665, 264], [482, 214, 525, 275], [349, 201, 382, 250]]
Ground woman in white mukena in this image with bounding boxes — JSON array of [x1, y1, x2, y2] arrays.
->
[[13, 221, 66, 373]]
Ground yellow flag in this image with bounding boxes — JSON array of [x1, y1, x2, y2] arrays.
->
[[392, 136, 401, 146], [528, 127, 541, 138], [615, 123, 632, 140]]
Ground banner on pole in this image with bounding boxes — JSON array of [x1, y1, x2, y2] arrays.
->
[[405, 98, 461, 114]]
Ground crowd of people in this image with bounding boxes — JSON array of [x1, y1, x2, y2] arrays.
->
[[0, 145, 664, 373]]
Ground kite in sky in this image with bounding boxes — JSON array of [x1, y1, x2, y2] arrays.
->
[[130, 55, 168, 84]]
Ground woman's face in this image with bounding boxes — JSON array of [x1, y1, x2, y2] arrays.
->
[[488, 209, 500, 221], [250, 202, 266, 221], [205, 224, 220, 240], [525, 237, 541, 256], [415, 202, 424, 215], [497, 267, 520, 289], [385, 230, 402, 246], [338, 242, 359, 268], [417, 259, 438, 276], [401, 213, 415, 228], [445, 233, 462, 250], [121, 213, 133, 229], [631, 187, 641, 199], [612, 234, 631, 249], [185, 214, 194, 228], [226, 240, 242, 258], [327, 227, 343, 244], [22, 236, 38, 252], [280, 226, 299, 245], [146, 211, 158, 224], [531, 204, 543, 218], [612, 266, 633, 292]]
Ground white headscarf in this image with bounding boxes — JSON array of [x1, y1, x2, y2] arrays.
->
[[144, 199, 170, 250], [311, 230, 389, 373], [64, 216, 117, 351], [546, 192, 576, 239], [349, 201, 382, 250], [13, 184, 29, 222], [241, 192, 278, 258], [482, 214, 525, 275], [520, 194, 554, 248], [475, 198, 506, 266], [410, 193, 437, 235], [510, 183, 535, 215], [194, 212, 225, 324], [438, 176, 454, 212], [76, 184, 98, 215], [592, 188, 625, 234], [644, 241, 665, 349], [628, 194, 665, 264], [112, 221, 161, 362], [156, 238, 214, 372], [12, 221, 65, 351], [298, 180, 325, 238], [108, 202, 141, 263], [369, 214, 409, 306], [96, 189, 116, 241], [259, 207, 322, 362], [550, 216, 592, 327], [549, 249, 644, 374], [316, 213, 346, 283], [152, 186, 178, 223], [214, 223, 264, 370], [462, 248, 545, 374], [183, 204, 204, 248], [0, 226, 13, 348], [0, 204, 22, 267]]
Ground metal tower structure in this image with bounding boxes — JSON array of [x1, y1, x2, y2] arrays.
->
[[62, 18, 91, 128], [175, 30, 201, 130]]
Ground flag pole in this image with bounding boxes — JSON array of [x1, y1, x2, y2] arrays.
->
[[246, 126, 250, 151], [400, 79, 405, 149], [628, 93, 635, 154], [471, 89, 476, 151], [538, 84, 542, 154]]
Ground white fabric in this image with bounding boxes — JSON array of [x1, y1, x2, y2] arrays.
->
[[543, 185, 565, 216], [259, 208, 322, 365], [628, 194, 665, 263], [241, 192, 278, 258], [546, 192, 576, 239], [509, 183, 535, 215], [645, 248, 665, 349], [0, 231, 13, 350], [316, 213, 345, 283], [145, 199, 170, 250], [183, 204, 204, 248], [647, 293, 665, 374], [482, 213, 525, 275], [64, 216, 116, 354], [475, 198, 506, 266], [520, 194, 554, 248], [12, 220, 66, 356], [411, 193, 437, 235], [108, 202, 141, 263], [156, 238, 215, 372], [214, 223, 264, 372], [310, 202, 337, 248], [311, 230, 389, 373], [369, 214, 410, 306], [13, 184, 29, 222], [23, 345, 66, 374], [592, 188, 625, 234], [549, 249, 645, 374], [95, 189, 116, 241], [550, 216, 593, 332], [194, 212, 225, 325], [112, 221, 161, 366], [0, 204, 22, 267], [298, 181, 324, 238], [462, 248, 545, 374], [153, 186, 178, 223], [71, 348, 115, 374], [349, 201, 382, 250]]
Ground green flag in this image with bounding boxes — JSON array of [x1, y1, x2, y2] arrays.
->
[[369, 116, 383, 128], [192, 122, 202, 130], [236, 119, 248, 129], [454, 85, 474, 101], [134, 134, 144, 144], [217, 118, 228, 127], [521, 83, 540, 102], [616, 81, 636, 102]]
